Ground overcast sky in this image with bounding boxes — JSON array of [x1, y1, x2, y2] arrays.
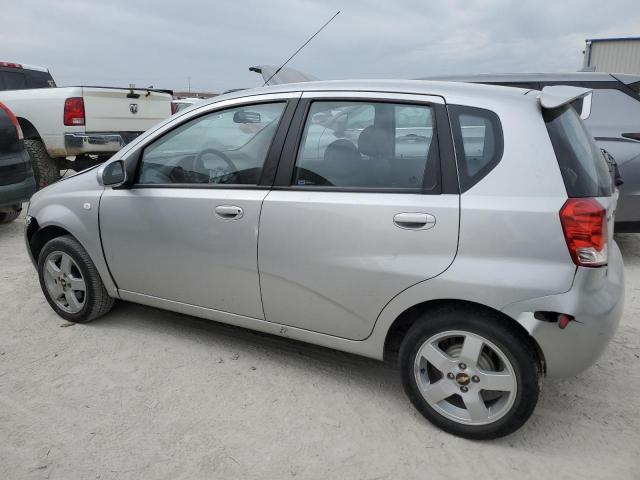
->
[[3, 0, 639, 92]]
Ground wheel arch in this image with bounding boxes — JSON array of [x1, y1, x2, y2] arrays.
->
[[27, 221, 74, 264], [17, 117, 41, 140], [383, 298, 546, 373], [26, 206, 119, 298]]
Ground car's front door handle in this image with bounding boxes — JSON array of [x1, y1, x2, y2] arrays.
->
[[215, 205, 244, 220], [393, 212, 436, 230]]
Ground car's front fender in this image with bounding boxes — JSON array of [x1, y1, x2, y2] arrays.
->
[[26, 172, 118, 297]]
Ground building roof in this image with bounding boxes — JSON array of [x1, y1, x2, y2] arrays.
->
[[586, 36, 640, 43]]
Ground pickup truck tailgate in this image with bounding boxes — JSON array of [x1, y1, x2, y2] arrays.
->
[[82, 87, 172, 132]]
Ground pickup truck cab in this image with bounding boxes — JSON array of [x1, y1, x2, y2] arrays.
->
[[0, 62, 173, 188]]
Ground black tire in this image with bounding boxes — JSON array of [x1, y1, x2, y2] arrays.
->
[[37, 235, 114, 322], [399, 305, 541, 440], [0, 208, 21, 224], [24, 139, 60, 189]]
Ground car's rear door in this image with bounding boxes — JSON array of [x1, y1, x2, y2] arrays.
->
[[258, 91, 460, 340]]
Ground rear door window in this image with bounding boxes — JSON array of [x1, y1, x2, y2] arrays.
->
[[293, 101, 437, 191], [1, 70, 26, 90], [544, 105, 613, 197], [448, 105, 503, 192]]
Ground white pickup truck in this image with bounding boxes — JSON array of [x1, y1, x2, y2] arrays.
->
[[0, 62, 173, 188]]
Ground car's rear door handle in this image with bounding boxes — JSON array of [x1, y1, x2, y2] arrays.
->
[[215, 205, 243, 220], [393, 212, 436, 230]]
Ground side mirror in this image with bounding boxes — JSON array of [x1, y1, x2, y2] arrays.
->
[[98, 160, 127, 187], [233, 110, 261, 123]]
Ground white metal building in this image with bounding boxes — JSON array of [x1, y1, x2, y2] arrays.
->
[[582, 37, 640, 74]]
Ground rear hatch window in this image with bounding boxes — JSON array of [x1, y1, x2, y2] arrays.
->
[[543, 105, 612, 197]]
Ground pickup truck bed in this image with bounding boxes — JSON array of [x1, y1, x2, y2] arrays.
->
[[0, 62, 173, 188]]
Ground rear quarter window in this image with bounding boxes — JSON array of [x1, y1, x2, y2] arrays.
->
[[24, 69, 55, 88], [448, 105, 504, 192], [544, 105, 612, 197], [0, 70, 26, 90]]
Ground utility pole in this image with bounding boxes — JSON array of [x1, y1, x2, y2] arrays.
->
[[188, 76, 191, 93]]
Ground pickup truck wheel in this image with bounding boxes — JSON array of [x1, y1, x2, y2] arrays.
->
[[38, 235, 114, 322], [24, 139, 60, 189], [0, 208, 21, 224], [399, 307, 540, 440]]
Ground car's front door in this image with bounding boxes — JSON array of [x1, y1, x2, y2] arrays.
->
[[100, 93, 298, 319], [258, 92, 460, 340]]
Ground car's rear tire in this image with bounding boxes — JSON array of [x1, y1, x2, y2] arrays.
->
[[24, 139, 60, 189], [0, 208, 21, 224], [37, 235, 114, 322], [399, 305, 541, 440]]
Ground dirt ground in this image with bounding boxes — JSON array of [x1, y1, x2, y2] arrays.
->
[[1, 212, 639, 480]]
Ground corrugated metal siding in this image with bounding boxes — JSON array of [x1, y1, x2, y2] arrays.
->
[[589, 40, 640, 74]]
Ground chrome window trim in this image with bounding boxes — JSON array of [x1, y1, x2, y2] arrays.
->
[[301, 90, 445, 104]]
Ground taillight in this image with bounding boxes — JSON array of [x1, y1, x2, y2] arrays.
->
[[171, 102, 177, 115], [559, 198, 608, 267], [63, 97, 85, 126], [0, 102, 23, 140], [0, 61, 22, 68]]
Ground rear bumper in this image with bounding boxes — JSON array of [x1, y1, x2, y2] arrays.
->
[[0, 172, 36, 209], [64, 132, 143, 155], [502, 242, 624, 378]]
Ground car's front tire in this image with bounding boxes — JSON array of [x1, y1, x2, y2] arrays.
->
[[399, 306, 541, 440], [38, 235, 114, 322]]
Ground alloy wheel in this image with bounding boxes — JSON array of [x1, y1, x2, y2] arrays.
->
[[43, 251, 87, 314], [413, 330, 517, 425]]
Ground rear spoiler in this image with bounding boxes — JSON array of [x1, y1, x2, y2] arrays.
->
[[538, 85, 591, 109]]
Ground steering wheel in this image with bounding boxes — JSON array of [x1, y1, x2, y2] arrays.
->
[[194, 148, 238, 183]]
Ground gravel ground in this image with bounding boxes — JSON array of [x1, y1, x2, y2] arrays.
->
[[1, 212, 639, 480]]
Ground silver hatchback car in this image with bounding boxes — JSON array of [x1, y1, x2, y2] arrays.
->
[[25, 80, 624, 439]]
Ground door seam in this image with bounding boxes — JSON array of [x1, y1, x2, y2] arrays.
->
[[256, 190, 272, 320]]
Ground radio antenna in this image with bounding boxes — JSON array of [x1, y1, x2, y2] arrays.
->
[[263, 10, 340, 86]]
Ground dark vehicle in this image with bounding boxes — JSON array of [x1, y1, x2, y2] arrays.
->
[[0, 101, 36, 223]]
